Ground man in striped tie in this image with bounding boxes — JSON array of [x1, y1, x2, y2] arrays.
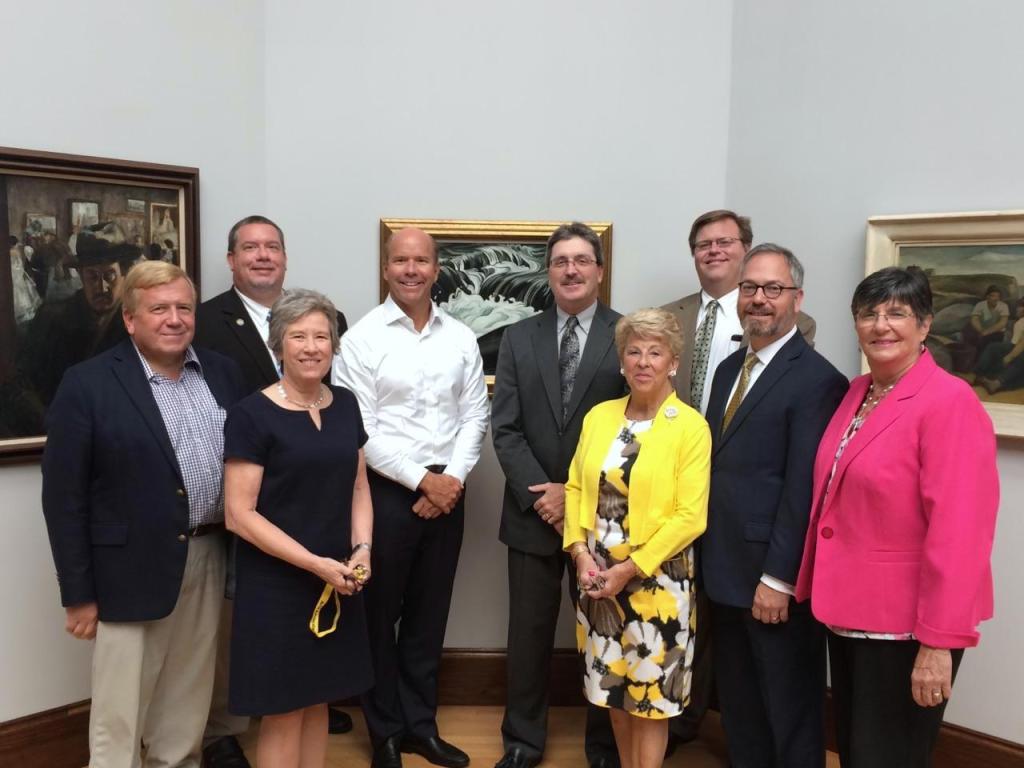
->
[[701, 244, 847, 768]]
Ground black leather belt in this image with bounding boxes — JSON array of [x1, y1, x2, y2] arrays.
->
[[188, 522, 225, 538]]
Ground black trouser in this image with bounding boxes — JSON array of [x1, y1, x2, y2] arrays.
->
[[361, 471, 464, 747], [711, 600, 826, 768], [828, 631, 963, 768], [502, 547, 617, 764]]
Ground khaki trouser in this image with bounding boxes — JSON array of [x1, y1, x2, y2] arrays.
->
[[89, 534, 225, 768]]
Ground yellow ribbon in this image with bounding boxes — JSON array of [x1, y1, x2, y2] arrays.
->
[[309, 583, 341, 638]]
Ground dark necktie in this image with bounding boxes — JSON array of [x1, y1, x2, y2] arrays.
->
[[690, 299, 718, 408], [559, 315, 580, 420]]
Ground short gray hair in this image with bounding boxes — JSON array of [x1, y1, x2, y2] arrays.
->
[[742, 242, 804, 288], [268, 288, 340, 358], [615, 307, 683, 360]]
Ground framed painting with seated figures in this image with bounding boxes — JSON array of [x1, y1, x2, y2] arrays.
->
[[379, 218, 613, 391], [0, 145, 199, 461], [866, 209, 1024, 438]]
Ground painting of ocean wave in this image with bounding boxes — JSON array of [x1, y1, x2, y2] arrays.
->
[[432, 242, 553, 373]]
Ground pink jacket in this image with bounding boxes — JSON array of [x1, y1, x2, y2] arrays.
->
[[795, 351, 998, 648]]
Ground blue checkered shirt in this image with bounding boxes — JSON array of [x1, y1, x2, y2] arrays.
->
[[135, 344, 227, 527]]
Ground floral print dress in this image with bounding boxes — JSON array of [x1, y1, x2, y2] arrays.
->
[[576, 419, 696, 719]]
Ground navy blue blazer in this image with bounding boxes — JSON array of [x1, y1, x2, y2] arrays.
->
[[700, 332, 848, 608], [41, 338, 247, 622]]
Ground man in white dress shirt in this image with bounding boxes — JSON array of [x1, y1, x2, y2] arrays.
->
[[334, 227, 489, 768]]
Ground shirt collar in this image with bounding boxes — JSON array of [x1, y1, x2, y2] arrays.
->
[[234, 286, 274, 318], [748, 325, 798, 368], [556, 299, 598, 334], [382, 293, 442, 331], [133, 342, 202, 381], [700, 287, 739, 319]]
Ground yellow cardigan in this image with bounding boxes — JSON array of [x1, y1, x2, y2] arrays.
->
[[563, 392, 711, 576]]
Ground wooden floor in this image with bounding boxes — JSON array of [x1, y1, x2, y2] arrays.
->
[[238, 706, 841, 767]]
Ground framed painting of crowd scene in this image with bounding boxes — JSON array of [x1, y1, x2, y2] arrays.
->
[[379, 218, 613, 385], [0, 146, 200, 461], [866, 210, 1024, 438]]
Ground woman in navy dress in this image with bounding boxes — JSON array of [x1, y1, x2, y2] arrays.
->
[[224, 289, 373, 767]]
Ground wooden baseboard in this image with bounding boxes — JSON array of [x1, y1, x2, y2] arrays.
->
[[4, 650, 1019, 768], [0, 699, 89, 768]]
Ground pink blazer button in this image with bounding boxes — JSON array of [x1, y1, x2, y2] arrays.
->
[[821, 527, 834, 539]]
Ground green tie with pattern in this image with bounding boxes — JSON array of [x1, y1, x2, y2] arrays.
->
[[690, 299, 718, 407]]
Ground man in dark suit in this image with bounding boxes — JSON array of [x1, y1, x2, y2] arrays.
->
[[41, 261, 246, 768], [491, 222, 625, 768], [194, 215, 350, 767], [702, 244, 847, 768], [661, 210, 815, 748]]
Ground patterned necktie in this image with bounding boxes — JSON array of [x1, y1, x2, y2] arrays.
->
[[690, 299, 719, 407], [721, 352, 758, 434], [559, 315, 581, 421]]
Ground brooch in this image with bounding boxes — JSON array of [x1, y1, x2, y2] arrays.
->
[[664, 406, 678, 420]]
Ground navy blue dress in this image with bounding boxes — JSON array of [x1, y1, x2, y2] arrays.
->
[[224, 385, 373, 715]]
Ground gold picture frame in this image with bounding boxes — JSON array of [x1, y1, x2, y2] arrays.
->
[[866, 209, 1024, 438], [379, 218, 613, 388]]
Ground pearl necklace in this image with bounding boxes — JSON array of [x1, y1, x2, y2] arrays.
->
[[277, 381, 327, 409]]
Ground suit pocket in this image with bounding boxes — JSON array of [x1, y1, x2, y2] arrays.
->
[[744, 521, 772, 543], [868, 549, 920, 564], [91, 523, 128, 546]]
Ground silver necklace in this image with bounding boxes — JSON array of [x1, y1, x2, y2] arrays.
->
[[277, 382, 326, 409]]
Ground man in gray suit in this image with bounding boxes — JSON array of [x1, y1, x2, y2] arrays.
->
[[491, 222, 625, 768], [662, 209, 815, 747]]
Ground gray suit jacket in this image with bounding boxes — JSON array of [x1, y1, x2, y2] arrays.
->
[[491, 303, 626, 556], [662, 291, 817, 407]]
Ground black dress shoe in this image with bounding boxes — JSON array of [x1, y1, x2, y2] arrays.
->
[[372, 735, 403, 768], [202, 735, 251, 768], [328, 707, 354, 734], [494, 747, 538, 768], [401, 734, 470, 768], [588, 756, 620, 768]]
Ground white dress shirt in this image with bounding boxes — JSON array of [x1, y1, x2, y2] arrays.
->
[[722, 325, 800, 595], [555, 300, 597, 353], [234, 287, 277, 367], [333, 295, 489, 491], [695, 287, 743, 415]]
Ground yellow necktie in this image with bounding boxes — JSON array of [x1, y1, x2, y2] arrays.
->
[[722, 352, 758, 433]]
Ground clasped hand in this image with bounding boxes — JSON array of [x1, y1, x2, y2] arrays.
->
[[529, 482, 565, 533], [315, 555, 370, 595], [414, 472, 463, 519], [575, 552, 636, 599]]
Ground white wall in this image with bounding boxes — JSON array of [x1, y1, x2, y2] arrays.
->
[[0, 0, 267, 721], [262, 0, 735, 647], [725, 0, 1024, 742]]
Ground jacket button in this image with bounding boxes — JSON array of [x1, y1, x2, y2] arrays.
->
[[177, 534, 187, 542], [176, 488, 186, 497], [821, 527, 834, 539]]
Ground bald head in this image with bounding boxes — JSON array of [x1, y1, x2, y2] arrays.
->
[[385, 227, 437, 264]]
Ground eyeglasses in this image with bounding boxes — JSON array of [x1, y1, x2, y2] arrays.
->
[[738, 281, 799, 299], [549, 255, 598, 270], [855, 310, 914, 326], [694, 237, 743, 253]]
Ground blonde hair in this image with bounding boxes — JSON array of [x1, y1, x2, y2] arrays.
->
[[121, 261, 195, 313], [615, 308, 683, 359]]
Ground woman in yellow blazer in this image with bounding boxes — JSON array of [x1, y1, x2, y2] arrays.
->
[[564, 308, 711, 768]]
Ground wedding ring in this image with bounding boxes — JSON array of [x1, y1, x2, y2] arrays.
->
[[932, 691, 942, 698]]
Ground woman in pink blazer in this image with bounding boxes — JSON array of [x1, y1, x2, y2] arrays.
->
[[795, 266, 998, 768]]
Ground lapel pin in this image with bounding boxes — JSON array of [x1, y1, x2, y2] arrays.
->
[[665, 406, 678, 420], [235, 318, 245, 326]]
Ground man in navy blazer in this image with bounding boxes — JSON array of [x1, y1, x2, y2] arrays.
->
[[42, 261, 246, 768], [702, 244, 847, 768], [491, 222, 625, 768]]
